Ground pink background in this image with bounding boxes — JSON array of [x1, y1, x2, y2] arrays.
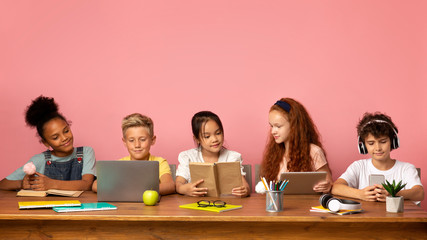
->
[[1, 1, 426, 208]]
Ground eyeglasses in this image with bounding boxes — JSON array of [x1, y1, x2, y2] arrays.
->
[[197, 200, 226, 208]]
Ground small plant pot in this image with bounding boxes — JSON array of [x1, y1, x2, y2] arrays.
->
[[386, 196, 404, 213]]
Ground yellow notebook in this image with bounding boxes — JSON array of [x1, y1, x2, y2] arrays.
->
[[18, 200, 81, 209], [179, 202, 242, 213], [310, 206, 363, 215]]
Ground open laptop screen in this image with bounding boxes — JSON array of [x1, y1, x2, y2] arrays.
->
[[97, 160, 159, 202]]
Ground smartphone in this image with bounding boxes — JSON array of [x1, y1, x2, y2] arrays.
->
[[369, 174, 385, 186]]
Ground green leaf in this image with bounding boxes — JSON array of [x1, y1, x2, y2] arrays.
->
[[382, 179, 407, 197]]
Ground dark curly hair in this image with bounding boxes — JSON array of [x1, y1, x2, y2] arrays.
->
[[357, 112, 398, 143], [25, 95, 69, 140]]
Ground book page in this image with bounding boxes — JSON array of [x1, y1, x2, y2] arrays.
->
[[216, 162, 242, 196], [16, 189, 83, 197], [189, 163, 219, 197], [46, 189, 84, 197], [16, 190, 48, 197]]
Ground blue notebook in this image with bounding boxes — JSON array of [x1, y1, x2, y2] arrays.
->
[[53, 202, 117, 213]]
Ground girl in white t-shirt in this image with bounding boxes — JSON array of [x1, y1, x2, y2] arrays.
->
[[255, 98, 332, 193], [175, 111, 250, 197], [332, 112, 424, 202]]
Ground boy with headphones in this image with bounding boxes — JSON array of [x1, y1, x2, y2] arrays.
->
[[332, 112, 424, 202]]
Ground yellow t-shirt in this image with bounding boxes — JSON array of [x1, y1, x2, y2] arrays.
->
[[120, 154, 172, 182]]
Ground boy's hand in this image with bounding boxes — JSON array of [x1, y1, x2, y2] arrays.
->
[[358, 185, 378, 201], [232, 186, 248, 197], [186, 179, 208, 197], [29, 172, 53, 191], [374, 184, 389, 202]]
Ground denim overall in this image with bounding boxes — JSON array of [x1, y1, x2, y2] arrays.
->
[[43, 147, 83, 180]]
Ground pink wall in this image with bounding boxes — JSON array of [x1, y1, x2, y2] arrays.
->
[[1, 1, 426, 208]]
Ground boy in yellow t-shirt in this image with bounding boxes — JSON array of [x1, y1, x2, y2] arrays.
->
[[92, 113, 175, 195]]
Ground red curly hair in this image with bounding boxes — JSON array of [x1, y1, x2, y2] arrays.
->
[[260, 98, 326, 181]]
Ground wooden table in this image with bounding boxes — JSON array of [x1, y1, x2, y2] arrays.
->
[[0, 190, 426, 239]]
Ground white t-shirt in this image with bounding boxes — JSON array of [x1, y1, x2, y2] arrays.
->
[[338, 159, 422, 190], [176, 147, 245, 183]]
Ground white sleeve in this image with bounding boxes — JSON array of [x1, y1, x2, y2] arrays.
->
[[82, 147, 96, 176], [175, 152, 191, 182], [402, 163, 423, 189], [338, 162, 361, 189]]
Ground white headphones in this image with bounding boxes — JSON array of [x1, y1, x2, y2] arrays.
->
[[358, 119, 400, 154], [320, 194, 361, 213]]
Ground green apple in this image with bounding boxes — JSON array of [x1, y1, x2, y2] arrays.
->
[[143, 190, 159, 206]]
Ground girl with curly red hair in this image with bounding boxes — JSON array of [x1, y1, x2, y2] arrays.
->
[[255, 98, 332, 193]]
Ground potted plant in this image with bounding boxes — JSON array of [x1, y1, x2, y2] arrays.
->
[[382, 180, 406, 213]]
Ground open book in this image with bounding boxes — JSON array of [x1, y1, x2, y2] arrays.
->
[[189, 162, 242, 197], [17, 189, 84, 197]]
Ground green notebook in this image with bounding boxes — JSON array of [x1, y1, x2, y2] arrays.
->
[[53, 202, 117, 213], [179, 202, 242, 213]]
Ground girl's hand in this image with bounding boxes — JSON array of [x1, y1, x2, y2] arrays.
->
[[232, 186, 248, 197], [358, 185, 378, 201], [22, 174, 32, 189], [313, 180, 332, 193], [29, 172, 53, 191], [374, 184, 389, 202], [185, 179, 208, 197]]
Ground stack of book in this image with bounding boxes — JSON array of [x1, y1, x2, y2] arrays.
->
[[310, 206, 363, 215]]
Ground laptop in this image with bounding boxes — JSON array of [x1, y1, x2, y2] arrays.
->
[[279, 172, 327, 195], [96, 160, 159, 202]]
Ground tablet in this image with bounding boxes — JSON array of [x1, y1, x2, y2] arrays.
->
[[279, 172, 327, 195], [97, 160, 159, 202]]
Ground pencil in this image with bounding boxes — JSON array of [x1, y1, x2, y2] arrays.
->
[[279, 180, 286, 190], [261, 177, 269, 191], [262, 177, 278, 211], [280, 180, 289, 191]]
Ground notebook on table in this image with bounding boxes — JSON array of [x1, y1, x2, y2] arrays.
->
[[96, 160, 159, 202], [310, 205, 364, 215], [18, 200, 81, 209], [53, 202, 117, 212], [179, 202, 243, 213], [279, 172, 327, 195]]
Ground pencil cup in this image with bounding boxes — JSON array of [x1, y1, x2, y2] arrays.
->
[[265, 190, 284, 212]]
